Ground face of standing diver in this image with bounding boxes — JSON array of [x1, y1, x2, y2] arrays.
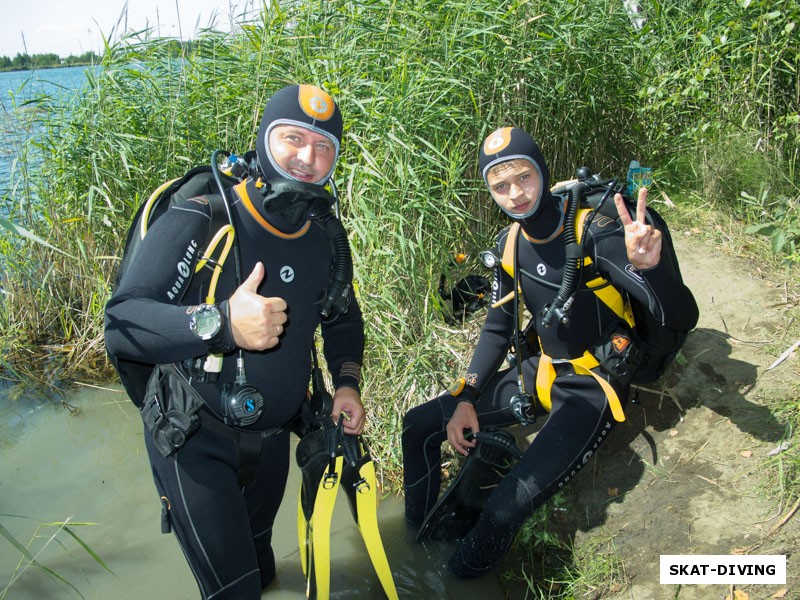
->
[[267, 124, 338, 184], [256, 84, 343, 186]]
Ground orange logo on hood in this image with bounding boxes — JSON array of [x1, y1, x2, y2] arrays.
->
[[483, 127, 513, 155], [298, 85, 335, 121], [611, 333, 631, 353]]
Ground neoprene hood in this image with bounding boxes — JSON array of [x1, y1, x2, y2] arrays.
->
[[256, 84, 343, 185], [479, 127, 551, 221]]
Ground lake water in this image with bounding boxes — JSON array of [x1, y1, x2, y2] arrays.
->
[[0, 65, 95, 202], [0, 385, 529, 599]]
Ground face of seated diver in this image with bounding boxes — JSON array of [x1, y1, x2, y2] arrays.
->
[[268, 124, 337, 184], [486, 158, 543, 219]]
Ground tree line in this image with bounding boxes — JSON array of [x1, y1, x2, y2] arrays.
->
[[0, 51, 102, 72]]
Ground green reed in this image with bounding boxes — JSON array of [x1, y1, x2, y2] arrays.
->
[[1, 0, 797, 473], [1, 1, 798, 595]]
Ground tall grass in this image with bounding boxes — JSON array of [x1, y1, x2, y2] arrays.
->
[[2, 0, 798, 594], [1, 0, 798, 475], [638, 0, 800, 257], [0, 0, 647, 450]]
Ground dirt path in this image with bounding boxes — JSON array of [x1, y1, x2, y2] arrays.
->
[[552, 234, 799, 600]]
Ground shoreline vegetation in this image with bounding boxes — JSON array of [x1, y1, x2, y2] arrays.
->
[[0, 51, 102, 72], [1, 0, 798, 595]]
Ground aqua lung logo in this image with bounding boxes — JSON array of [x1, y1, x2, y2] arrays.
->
[[537, 263, 546, 276], [280, 266, 295, 283], [491, 275, 500, 303], [167, 240, 198, 300], [557, 421, 612, 489]]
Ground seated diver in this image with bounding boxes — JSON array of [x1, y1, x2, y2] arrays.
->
[[402, 127, 699, 578]]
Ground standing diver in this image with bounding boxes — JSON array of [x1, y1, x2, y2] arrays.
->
[[402, 127, 699, 578], [105, 85, 366, 599]]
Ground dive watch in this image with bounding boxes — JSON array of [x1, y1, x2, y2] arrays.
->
[[190, 304, 223, 340], [449, 377, 467, 397]]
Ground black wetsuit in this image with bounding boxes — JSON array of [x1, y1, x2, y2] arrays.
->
[[402, 198, 698, 578], [105, 179, 364, 599]]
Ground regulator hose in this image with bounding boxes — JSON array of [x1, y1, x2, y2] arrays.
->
[[310, 207, 353, 320], [211, 149, 243, 284], [262, 178, 353, 321], [541, 182, 584, 327]]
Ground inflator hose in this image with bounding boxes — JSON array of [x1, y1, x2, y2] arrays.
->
[[541, 183, 584, 327], [307, 206, 353, 320]]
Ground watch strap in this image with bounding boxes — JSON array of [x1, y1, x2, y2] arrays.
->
[[205, 301, 235, 354]]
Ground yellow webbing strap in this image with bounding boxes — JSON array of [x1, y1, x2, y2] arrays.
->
[[536, 351, 626, 422], [491, 222, 522, 308], [353, 458, 399, 600], [575, 208, 635, 327], [308, 455, 343, 600], [500, 222, 520, 279]]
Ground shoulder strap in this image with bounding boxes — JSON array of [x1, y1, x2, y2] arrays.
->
[[575, 207, 635, 327], [501, 207, 635, 326], [575, 207, 593, 246], [501, 222, 520, 278]]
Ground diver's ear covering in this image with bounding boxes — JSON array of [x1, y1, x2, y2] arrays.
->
[[256, 85, 343, 185]]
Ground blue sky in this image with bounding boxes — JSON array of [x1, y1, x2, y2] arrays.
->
[[1, 0, 258, 58]]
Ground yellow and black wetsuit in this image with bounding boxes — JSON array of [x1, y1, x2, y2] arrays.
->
[[105, 179, 364, 599], [402, 129, 698, 579]]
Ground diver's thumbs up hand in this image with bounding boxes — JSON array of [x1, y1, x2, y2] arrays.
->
[[242, 261, 265, 291], [229, 262, 288, 350]]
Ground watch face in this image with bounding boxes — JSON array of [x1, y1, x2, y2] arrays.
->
[[193, 306, 221, 339], [449, 377, 466, 396]]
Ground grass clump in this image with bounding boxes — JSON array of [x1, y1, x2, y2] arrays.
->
[[1, 514, 112, 599]]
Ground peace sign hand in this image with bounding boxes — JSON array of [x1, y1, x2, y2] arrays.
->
[[614, 187, 662, 270]]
